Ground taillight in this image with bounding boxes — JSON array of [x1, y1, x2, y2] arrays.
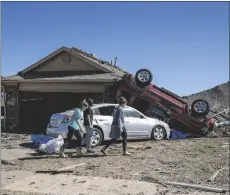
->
[[62, 117, 70, 123]]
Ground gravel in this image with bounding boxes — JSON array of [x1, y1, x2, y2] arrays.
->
[[1, 133, 229, 195]]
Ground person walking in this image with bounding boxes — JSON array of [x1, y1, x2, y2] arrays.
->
[[83, 98, 95, 153], [100, 97, 131, 156], [59, 103, 85, 158]]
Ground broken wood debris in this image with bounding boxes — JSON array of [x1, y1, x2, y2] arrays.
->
[[35, 170, 74, 174], [165, 181, 229, 193], [1, 159, 16, 165], [208, 167, 229, 182], [35, 163, 86, 175], [57, 162, 86, 171]]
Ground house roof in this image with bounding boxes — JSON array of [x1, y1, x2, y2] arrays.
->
[[70, 47, 125, 76], [19, 46, 126, 77], [2, 73, 122, 83]]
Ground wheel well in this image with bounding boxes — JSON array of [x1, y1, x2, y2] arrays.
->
[[93, 125, 104, 140]]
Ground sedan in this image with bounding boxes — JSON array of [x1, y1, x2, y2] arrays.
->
[[46, 103, 171, 147]]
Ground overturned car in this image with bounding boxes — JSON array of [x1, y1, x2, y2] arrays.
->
[[113, 69, 215, 137]]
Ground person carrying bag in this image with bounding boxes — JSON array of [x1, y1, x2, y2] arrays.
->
[[101, 97, 131, 156]]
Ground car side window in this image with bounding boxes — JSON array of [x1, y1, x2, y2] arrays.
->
[[130, 110, 143, 118], [123, 108, 143, 118], [92, 108, 100, 115], [98, 106, 115, 116], [123, 108, 132, 117]]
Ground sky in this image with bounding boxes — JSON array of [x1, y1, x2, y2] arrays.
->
[[1, 2, 229, 96]]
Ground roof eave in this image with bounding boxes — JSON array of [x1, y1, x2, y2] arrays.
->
[[2, 79, 118, 84]]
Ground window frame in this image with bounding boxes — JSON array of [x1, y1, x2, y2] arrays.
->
[[98, 106, 116, 116], [123, 107, 146, 119]]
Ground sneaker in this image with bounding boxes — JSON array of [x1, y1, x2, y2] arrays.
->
[[123, 151, 131, 156]]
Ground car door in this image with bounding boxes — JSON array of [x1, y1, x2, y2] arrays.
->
[[94, 105, 116, 140], [123, 107, 150, 139]]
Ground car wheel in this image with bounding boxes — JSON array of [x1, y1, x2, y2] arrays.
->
[[151, 125, 166, 141], [135, 69, 153, 87], [91, 127, 103, 147], [191, 99, 209, 117]]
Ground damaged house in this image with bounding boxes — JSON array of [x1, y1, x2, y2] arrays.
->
[[1, 46, 125, 133]]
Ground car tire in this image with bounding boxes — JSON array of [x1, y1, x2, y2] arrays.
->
[[91, 127, 103, 147], [135, 69, 153, 87], [191, 99, 210, 117], [151, 125, 166, 141]]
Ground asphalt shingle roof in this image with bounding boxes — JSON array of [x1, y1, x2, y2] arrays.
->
[[70, 47, 126, 77]]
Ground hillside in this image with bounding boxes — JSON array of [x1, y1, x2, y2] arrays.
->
[[182, 81, 229, 121]]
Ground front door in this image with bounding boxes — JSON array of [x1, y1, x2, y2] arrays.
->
[[123, 107, 150, 139], [94, 105, 116, 140]]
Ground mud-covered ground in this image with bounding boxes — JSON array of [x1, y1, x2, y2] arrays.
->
[[1, 133, 229, 195]]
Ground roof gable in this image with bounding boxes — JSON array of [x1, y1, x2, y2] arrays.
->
[[31, 51, 101, 72], [20, 46, 125, 77]]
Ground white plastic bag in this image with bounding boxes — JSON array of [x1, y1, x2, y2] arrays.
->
[[38, 135, 64, 154]]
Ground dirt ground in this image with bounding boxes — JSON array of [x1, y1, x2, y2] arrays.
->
[[1, 133, 229, 195]]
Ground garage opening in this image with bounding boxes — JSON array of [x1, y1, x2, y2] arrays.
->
[[19, 91, 104, 133]]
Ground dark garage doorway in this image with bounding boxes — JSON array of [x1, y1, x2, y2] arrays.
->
[[19, 91, 104, 133]]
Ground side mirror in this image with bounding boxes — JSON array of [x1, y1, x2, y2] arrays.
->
[[140, 115, 144, 119]]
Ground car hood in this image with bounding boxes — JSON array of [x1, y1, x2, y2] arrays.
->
[[146, 117, 169, 127]]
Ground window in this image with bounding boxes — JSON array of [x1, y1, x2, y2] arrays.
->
[[123, 108, 132, 117], [98, 106, 115, 116], [123, 108, 143, 118], [92, 108, 100, 115]]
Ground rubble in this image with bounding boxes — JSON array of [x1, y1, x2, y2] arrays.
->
[[1, 132, 229, 195]]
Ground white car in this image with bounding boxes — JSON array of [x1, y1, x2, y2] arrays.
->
[[46, 104, 171, 147]]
